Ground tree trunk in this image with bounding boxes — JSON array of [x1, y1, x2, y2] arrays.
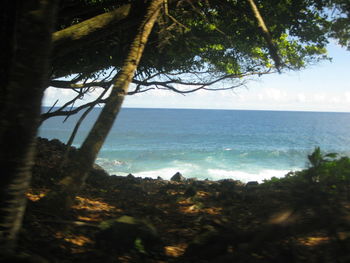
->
[[0, 0, 57, 253], [52, 3, 132, 59], [49, 0, 164, 211]]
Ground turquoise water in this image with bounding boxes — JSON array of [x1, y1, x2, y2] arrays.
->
[[39, 108, 350, 182]]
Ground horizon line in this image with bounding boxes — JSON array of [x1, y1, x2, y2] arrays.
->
[[41, 105, 350, 114]]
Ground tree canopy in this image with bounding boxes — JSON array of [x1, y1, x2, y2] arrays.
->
[[45, 0, 350, 120], [1, 0, 350, 254], [52, 0, 348, 77]]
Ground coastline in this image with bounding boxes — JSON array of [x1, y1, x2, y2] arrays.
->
[[19, 139, 350, 263], [20, 137, 350, 262], [35, 137, 288, 184]]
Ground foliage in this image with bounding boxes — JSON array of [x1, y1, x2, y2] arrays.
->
[[263, 147, 350, 194], [327, 0, 350, 50], [43, 0, 350, 123], [52, 0, 348, 79]]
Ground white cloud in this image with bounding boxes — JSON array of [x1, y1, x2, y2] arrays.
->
[[345, 92, 350, 102], [331, 97, 340, 103], [297, 93, 306, 103], [264, 88, 287, 101], [41, 42, 350, 112], [313, 93, 326, 102]]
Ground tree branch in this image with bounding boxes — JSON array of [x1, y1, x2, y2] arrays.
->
[[246, 0, 281, 71], [49, 79, 111, 89], [52, 4, 132, 58], [40, 95, 107, 121]]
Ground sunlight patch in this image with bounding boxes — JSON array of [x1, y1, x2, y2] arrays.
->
[[73, 196, 116, 212], [165, 244, 187, 257], [26, 189, 48, 201]]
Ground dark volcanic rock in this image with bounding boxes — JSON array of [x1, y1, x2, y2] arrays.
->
[[184, 226, 229, 260], [187, 177, 197, 182], [170, 172, 186, 182], [95, 216, 164, 255], [33, 137, 110, 187], [91, 164, 110, 179], [126, 173, 135, 179], [246, 181, 259, 189], [184, 185, 197, 197]]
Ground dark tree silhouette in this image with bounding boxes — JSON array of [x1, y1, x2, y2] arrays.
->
[[0, 0, 58, 253]]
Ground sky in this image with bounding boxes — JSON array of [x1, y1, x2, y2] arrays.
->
[[43, 42, 350, 112]]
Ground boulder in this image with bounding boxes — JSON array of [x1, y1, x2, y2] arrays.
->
[[170, 172, 186, 182], [126, 173, 135, 179], [85, 164, 110, 187], [91, 164, 109, 177], [184, 186, 197, 197], [246, 181, 259, 186], [245, 181, 259, 190], [184, 226, 229, 259], [95, 216, 163, 255], [187, 177, 198, 182]]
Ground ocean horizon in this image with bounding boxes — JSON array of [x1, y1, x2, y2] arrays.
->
[[39, 107, 350, 182]]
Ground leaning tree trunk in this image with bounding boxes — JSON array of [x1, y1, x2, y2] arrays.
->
[[0, 0, 57, 253], [49, 0, 164, 211]]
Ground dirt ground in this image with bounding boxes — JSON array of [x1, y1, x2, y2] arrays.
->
[[15, 138, 350, 262]]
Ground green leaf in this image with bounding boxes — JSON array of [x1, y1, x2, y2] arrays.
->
[[135, 238, 146, 254]]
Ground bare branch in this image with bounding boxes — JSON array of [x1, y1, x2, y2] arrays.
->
[[58, 87, 109, 170], [164, 0, 190, 31], [43, 66, 272, 121], [246, 0, 281, 71], [49, 79, 111, 89], [40, 95, 107, 121], [131, 69, 272, 92], [47, 99, 59, 114], [128, 87, 155, 95]]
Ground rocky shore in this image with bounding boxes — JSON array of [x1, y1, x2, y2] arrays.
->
[[14, 138, 350, 263]]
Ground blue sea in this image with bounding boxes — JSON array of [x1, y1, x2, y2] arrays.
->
[[39, 108, 350, 182]]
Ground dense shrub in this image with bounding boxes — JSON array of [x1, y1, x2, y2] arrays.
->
[[263, 147, 350, 197]]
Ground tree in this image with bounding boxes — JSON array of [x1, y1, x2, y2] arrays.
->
[[1, 0, 350, 252], [0, 0, 58, 253], [42, 0, 350, 121], [41, 0, 350, 211], [46, 0, 165, 211]]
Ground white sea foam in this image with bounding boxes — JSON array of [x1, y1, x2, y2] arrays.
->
[[96, 158, 125, 166], [171, 160, 200, 169], [103, 164, 299, 183], [133, 167, 195, 180], [207, 168, 292, 183], [97, 156, 302, 183]]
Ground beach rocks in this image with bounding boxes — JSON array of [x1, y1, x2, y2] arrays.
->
[[92, 164, 109, 176], [246, 181, 259, 189], [185, 226, 229, 260], [170, 172, 186, 182], [187, 177, 197, 182], [95, 216, 163, 255], [184, 185, 197, 197], [127, 173, 135, 179], [87, 164, 112, 186]]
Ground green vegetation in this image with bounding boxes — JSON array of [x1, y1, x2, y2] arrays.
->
[[264, 147, 350, 194], [11, 139, 350, 262], [1, 0, 350, 259]]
